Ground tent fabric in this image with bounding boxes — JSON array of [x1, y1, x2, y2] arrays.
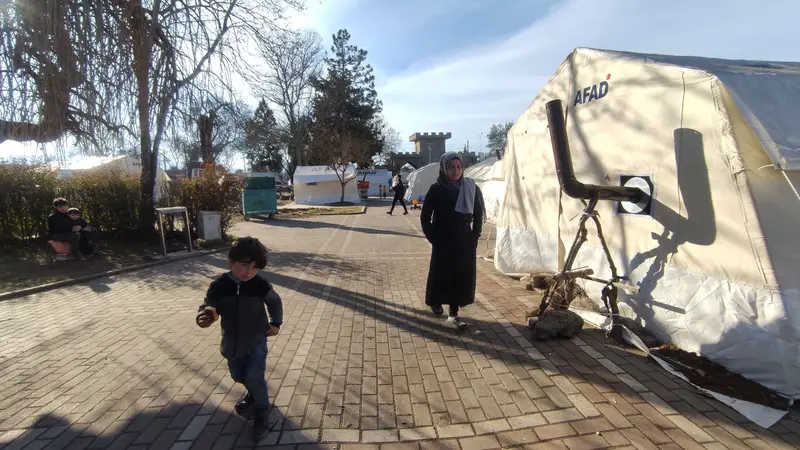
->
[[293, 165, 360, 205], [403, 163, 439, 203], [357, 169, 392, 196], [78, 156, 171, 201], [495, 47, 800, 397], [464, 157, 498, 182], [465, 157, 504, 224], [604, 49, 800, 170]]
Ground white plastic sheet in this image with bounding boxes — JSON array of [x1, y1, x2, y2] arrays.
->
[[571, 308, 788, 428]]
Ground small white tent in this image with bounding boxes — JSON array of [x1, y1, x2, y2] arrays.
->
[[464, 157, 505, 224], [357, 169, 392, 196], [496, 47, 800, 398], [293, 165, 360, 205], [404, 163, 439, 203]]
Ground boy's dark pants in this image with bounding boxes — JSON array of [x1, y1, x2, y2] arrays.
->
[[227, 336, 269, 409]]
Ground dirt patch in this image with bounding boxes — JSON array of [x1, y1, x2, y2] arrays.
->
[[651, 344, 788, 410], [0, 236, 229, 294]]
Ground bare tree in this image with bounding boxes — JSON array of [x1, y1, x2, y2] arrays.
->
[[254, 29, 323, 181], [166, 98, 250, 168], [374, 121, 402, 166], [0, 0, 135, 145], [310, 130, 370, 204], [0, 0, 302, 233]]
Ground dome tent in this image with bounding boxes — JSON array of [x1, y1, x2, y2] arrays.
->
[[496, 47, 800, 401]]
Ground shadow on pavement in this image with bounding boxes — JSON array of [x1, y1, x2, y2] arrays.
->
[[1, 400, 301, 449], [251, 217, 423, 239]]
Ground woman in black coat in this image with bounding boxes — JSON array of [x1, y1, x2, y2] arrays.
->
[[387, 174, 409, 215], [421, 152, 485, 330]]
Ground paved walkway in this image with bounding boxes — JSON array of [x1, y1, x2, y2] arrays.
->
[[1, 200, 799, 450]]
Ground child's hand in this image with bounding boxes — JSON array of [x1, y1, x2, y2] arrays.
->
[[196, 307, 218, 328], [266, 326, 280, 337]]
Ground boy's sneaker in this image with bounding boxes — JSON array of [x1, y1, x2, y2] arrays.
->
[[447, 316, 468, 330], [234, 393, 253, 417], [252, 408, 269, 441]]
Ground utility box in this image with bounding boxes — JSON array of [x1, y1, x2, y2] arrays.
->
[[242, 176, 278, 220], [197, 211, 222, 241]]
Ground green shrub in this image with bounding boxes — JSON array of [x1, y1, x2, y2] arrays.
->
[[163, 166, 244, 239], [0, 160, 243, 244], [58, 169, 142, 235], [0, 162, 59, 242]]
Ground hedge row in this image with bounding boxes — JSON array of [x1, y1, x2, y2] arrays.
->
[[0, 162, 243, 245]]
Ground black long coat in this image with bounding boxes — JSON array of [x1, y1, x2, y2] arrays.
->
[[421, 182, 485, 308]]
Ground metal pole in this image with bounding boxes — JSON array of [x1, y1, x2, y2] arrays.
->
[[158, 211, 167, 256], [185, 209, 193, 252]]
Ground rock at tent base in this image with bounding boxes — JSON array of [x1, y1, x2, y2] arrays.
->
[[528, 309, 584, 341]]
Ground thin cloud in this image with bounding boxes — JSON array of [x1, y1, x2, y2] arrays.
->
[[378, 0, 800, 152]]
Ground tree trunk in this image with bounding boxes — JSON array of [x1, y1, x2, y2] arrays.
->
[[341, 181, 345, 203], [131, 5, 157, 237], [198, 113, 214, 164]]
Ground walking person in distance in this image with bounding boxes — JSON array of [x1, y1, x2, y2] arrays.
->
[[421, 152, 485, 330], [387, 174, 409, 215]]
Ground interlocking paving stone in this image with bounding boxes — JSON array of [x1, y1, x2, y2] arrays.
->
[[0, 203, 794, 448]]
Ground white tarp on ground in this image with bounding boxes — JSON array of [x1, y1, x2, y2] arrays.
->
[[465, 157, 505, 224], [357, 169, 392, 196], [293, 165, 360, 205], [404, 163, 439, 203], [496, 47, 800, 398]]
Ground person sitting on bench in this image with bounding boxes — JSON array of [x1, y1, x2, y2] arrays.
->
[[47, 198, 84, 260], [68, 207, 97, 255]]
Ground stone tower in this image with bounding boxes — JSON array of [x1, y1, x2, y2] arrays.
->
[[409, 132, 452, 166]]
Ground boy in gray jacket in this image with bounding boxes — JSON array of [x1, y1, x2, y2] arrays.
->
[[196, 237, 283, 440]]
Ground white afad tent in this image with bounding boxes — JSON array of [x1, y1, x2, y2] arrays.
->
[[293, 165, 360, 205], [464, 157, 505, 224], [496, 47, 800, 400], [357, 169, 392, 196], [403, 163, 439, 203]]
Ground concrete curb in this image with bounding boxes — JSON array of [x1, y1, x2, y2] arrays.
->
[[0, 248, 227, 302]]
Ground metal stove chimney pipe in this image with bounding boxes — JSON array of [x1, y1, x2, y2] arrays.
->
[[545, 99, 645, 203]]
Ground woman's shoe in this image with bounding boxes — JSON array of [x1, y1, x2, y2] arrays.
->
[[447, 316, 468, 330], [432, 306, 444, 316]]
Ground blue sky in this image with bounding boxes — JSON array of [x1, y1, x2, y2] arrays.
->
[[3, 0, 800, 162], [293, 0, 800, 154]]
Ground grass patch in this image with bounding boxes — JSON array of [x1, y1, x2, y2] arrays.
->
[[277, 205, 366, 219]]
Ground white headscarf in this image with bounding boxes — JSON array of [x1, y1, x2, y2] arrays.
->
[[438, 152, 477, 215]]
